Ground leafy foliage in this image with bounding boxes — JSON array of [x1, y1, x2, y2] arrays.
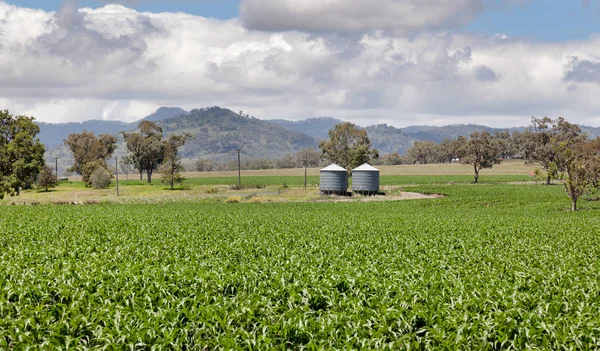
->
[[459, 132, 502, 183], [122, 121, 165, 183], [63, 131, 117, 186], [319, 122, 379, 171], [2, 184, 600, 348], [37, 165, 58, 192], [90, 166, 112, 189], [522, 117, 583, 184], [0, 110, 45, 199], [554, 138, 600, 211], [160, 134, 191, 189]]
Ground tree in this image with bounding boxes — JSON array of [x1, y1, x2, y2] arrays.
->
[[319, 122, 379, 171], [90, 167, 112, 189], [459, 132, 502, 183], [123, 121, 165, 183], [0, 110, 46, 199], [407, 141, 439, 164], [38, 165, 58, 192], [296, 148, 321, 168], [554, 138, 600, 211], [120, 154, 135, 181], [522, 117, 582, 185], [244, 158, 274, 170], [161, 133, 191, 190], [276, 155, 297, 169], [64, 131, 117, 186], [380, 152, 406, 165], [494, 130, 522, 160], [195, 159, 216, 172], [439, 136, 467, 163]]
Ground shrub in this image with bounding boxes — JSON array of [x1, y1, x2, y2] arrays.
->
[[90, 167, 112, 189], [38, 165, 58, 191]]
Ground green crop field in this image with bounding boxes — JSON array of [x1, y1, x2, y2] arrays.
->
[[2, 183, 600, 349]]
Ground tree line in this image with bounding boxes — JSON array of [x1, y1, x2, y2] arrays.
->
[[322, 118, 599, 211], [1, 109, 600, 211], [63, 120, 191, 190]]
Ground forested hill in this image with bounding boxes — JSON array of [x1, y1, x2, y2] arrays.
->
[[36, 107, 188, 148], [268, 117, 343, 141], [42, 107, 320, 166], [39, 106, 600, 164], [161, 107, 318, 160], [399, 125, 524, 143]]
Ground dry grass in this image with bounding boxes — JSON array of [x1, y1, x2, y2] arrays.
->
[[63, 160, 536, 182], [175, 160, 536, 178]]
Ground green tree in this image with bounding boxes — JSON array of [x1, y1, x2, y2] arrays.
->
[[0, 110, 46, 199], [407, 140, 439, 164], [319, 122, 379, 171], [553, 138, 600, 211], [380, 152, 406, 165], [90, 166, 112, 189], [161, 134, 191, 190], [64, 131, 117, 186], [123, 121, 165, 183], [439, 136, 467, 163], [459, 132, 502, 183], [38, 165, 58, 192], [522, 117, 582, 185]]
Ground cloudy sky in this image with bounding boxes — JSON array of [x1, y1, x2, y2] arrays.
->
[[1, 0, 600, 127]]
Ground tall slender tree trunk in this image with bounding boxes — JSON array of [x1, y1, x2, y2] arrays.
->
[[474, 165, 479, 184], [546, 175, 551, 185], [572, 198, 577, 212], [147, 170, 152, 183], [139, 172, 143, 181]]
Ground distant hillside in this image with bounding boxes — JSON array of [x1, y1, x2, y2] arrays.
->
[[142, 107, 189, 122], [400, 124, 524, 143], [581, 126, 600, 139], [366, 124, 416, 154], [36, 107, 188, 148], [268, 117, 343, 140], [40, 107, 600, 175], [161, 107, 318, 161], [37, 120, 130, 148]]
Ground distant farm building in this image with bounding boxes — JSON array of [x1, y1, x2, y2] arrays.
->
[[320, 164, 348, 195], [352, 163, 380, 195]]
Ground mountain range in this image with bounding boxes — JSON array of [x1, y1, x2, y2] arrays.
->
[[38, 106, 600, 167]]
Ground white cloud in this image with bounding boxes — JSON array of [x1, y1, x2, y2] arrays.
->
[[239, 0, 483, 34], [0, 1, 599, 128]]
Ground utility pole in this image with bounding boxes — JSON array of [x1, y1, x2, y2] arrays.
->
[[304, 157, 307, 190], [115, 156, 119, 197], [237, 149, 241, 186]]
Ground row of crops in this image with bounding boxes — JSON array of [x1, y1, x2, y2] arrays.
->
[[1, 184, 600, 348]]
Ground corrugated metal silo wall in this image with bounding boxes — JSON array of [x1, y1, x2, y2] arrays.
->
[[320, 171, 348, 193], [352, 171, 380, 193]]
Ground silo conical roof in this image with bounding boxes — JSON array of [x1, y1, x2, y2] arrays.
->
[[321, 164, 347, 172], [352, 163, 379, 172]]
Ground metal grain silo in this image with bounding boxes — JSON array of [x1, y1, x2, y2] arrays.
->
[[320, 164, 348, 195], [352, 163, 380, 195]]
